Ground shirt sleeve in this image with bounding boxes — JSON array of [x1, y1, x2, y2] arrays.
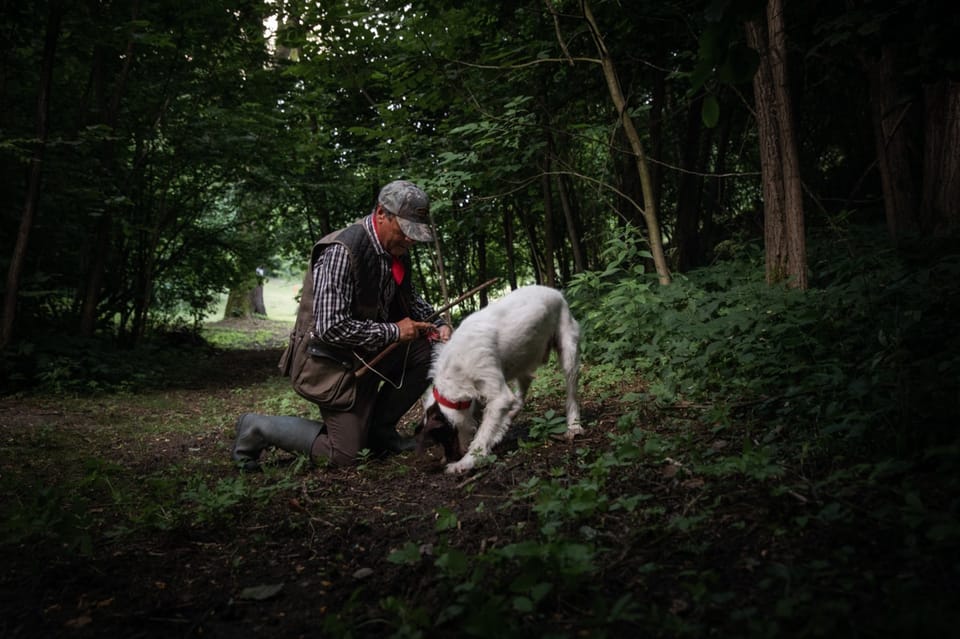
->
[[312, 244, 400, 350], [408, 291, 447, 327]]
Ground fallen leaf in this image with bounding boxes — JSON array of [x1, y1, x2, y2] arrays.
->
[[352, 567, 374, 580], [237, 583, 284, 601], [64, 615, 93, 629]]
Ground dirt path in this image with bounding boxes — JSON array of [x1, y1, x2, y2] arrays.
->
[[3, 335, 955, 638], [0, 343, 635, 638]]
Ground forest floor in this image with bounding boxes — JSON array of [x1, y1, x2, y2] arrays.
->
[[1, 318, 957, 638]]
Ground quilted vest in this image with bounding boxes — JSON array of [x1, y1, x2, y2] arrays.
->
[[278, 221, 413, 377]]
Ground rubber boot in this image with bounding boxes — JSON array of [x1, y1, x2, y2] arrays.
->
[[232, 413, 324, 472]]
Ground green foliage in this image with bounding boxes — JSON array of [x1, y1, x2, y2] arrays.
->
[[378, 223, 960, 638], [0, 481, 95, 557], [525, 409, 568, 441], [181, 475, 251, 525], [387, 540, 424, 566], [566, 225, 657, 370], [379, 420, 661, 636], [1, 315, 296, 395], [1, 445, 304, 559], [2, 333, 200, 395], [569, 225, 959, 455], [4, 231, 958, 637], [2, 1, 958, 634]]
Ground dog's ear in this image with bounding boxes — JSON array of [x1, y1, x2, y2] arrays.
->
[[416, 403, 463, 460], [415, 404, 446, 454], [414, 420, 431, 454]]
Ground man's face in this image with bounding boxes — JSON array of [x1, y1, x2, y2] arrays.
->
[[376, 206, 417, 257]]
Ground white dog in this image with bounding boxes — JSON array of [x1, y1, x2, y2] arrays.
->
[[416, 285, 583, 474]]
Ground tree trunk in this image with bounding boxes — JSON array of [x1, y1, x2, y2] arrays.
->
[[78, 211, 112, 336], [745, 0, 807, 289], [702, 101, 734, 253], [556, 172, 586, 274], [1, 1, 62, 349], [476, 230, 489, 306], [921, 81, 960, 234], [519, 209, 545, 285], [768, 0, 806, 289], [675, 94, 707, 272], [581, 0, 671, 285], [502, 206, 518, 290], [225, 285, 255, 319], [649, 52, 666, 218], [863, 46, 920, 240], [425, 204, 451, 321], [79, 0, 140, 337], [130, 263, 155, 343], [540, 159, 557, 287], [749, 31, 787, 281], [543, 128, 586, 275], [250, 284, 267, 316], [615, 127, 644, 231]]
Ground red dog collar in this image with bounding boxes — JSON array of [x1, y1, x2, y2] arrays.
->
[[433, 386, 471, 411]]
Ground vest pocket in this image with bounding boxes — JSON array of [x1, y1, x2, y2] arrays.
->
[[290, 339, 357, 411]]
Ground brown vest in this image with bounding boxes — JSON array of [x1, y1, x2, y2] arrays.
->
[[278, 222, 413, 377]]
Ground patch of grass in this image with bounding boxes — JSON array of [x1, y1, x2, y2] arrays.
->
[[3, 228, 958, 638], [205, 276, 300, 324], [202, 318, 292, 349]]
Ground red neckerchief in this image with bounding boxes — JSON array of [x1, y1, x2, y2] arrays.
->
[[433, 386, 471, 411], [391, 259, 405, 285], [372, 214, 405, 285]]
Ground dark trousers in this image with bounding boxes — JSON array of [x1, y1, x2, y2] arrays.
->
[[310, 337, 433, 466]]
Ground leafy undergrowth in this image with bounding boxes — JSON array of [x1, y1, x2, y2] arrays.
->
[[2, 227, 959, 638], [0, 343, 955, 638]]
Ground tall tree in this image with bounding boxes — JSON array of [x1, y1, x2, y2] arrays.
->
[[78, 0, 140, 338], [863, 45, 920, 240], [851, 1, 960, 239], [674, 92, 709, 271], [1, 0, 63, 349], [921, 82, 960, 234], [745, 0, 807, 288], [575, 0, 672, 285], [540, 155, 558, 287]]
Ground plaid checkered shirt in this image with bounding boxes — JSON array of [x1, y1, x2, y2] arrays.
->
[[311, 214, 439, 352]]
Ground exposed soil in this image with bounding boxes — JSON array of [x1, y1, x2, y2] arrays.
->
[[0, 328, 643, 638], [1, 321, 955, 638]]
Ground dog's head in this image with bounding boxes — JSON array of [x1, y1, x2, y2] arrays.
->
[[415, 401, 465, 461], [416, 385, 478, 462]]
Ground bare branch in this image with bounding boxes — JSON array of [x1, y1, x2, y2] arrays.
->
[[453, 56, 599, 71], [544, 0, 576, 66], [470, 170, 646, 224]]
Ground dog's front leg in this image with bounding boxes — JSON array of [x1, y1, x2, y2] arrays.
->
[[445, 389, 515, 474]]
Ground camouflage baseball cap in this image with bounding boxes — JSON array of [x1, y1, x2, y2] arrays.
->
[[377, 180, 433, 242]]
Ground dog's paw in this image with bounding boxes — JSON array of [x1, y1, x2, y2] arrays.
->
[[445, 455, 476, 474]]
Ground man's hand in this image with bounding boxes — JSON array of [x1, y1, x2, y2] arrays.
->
[[395, 318, 436, 342]]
